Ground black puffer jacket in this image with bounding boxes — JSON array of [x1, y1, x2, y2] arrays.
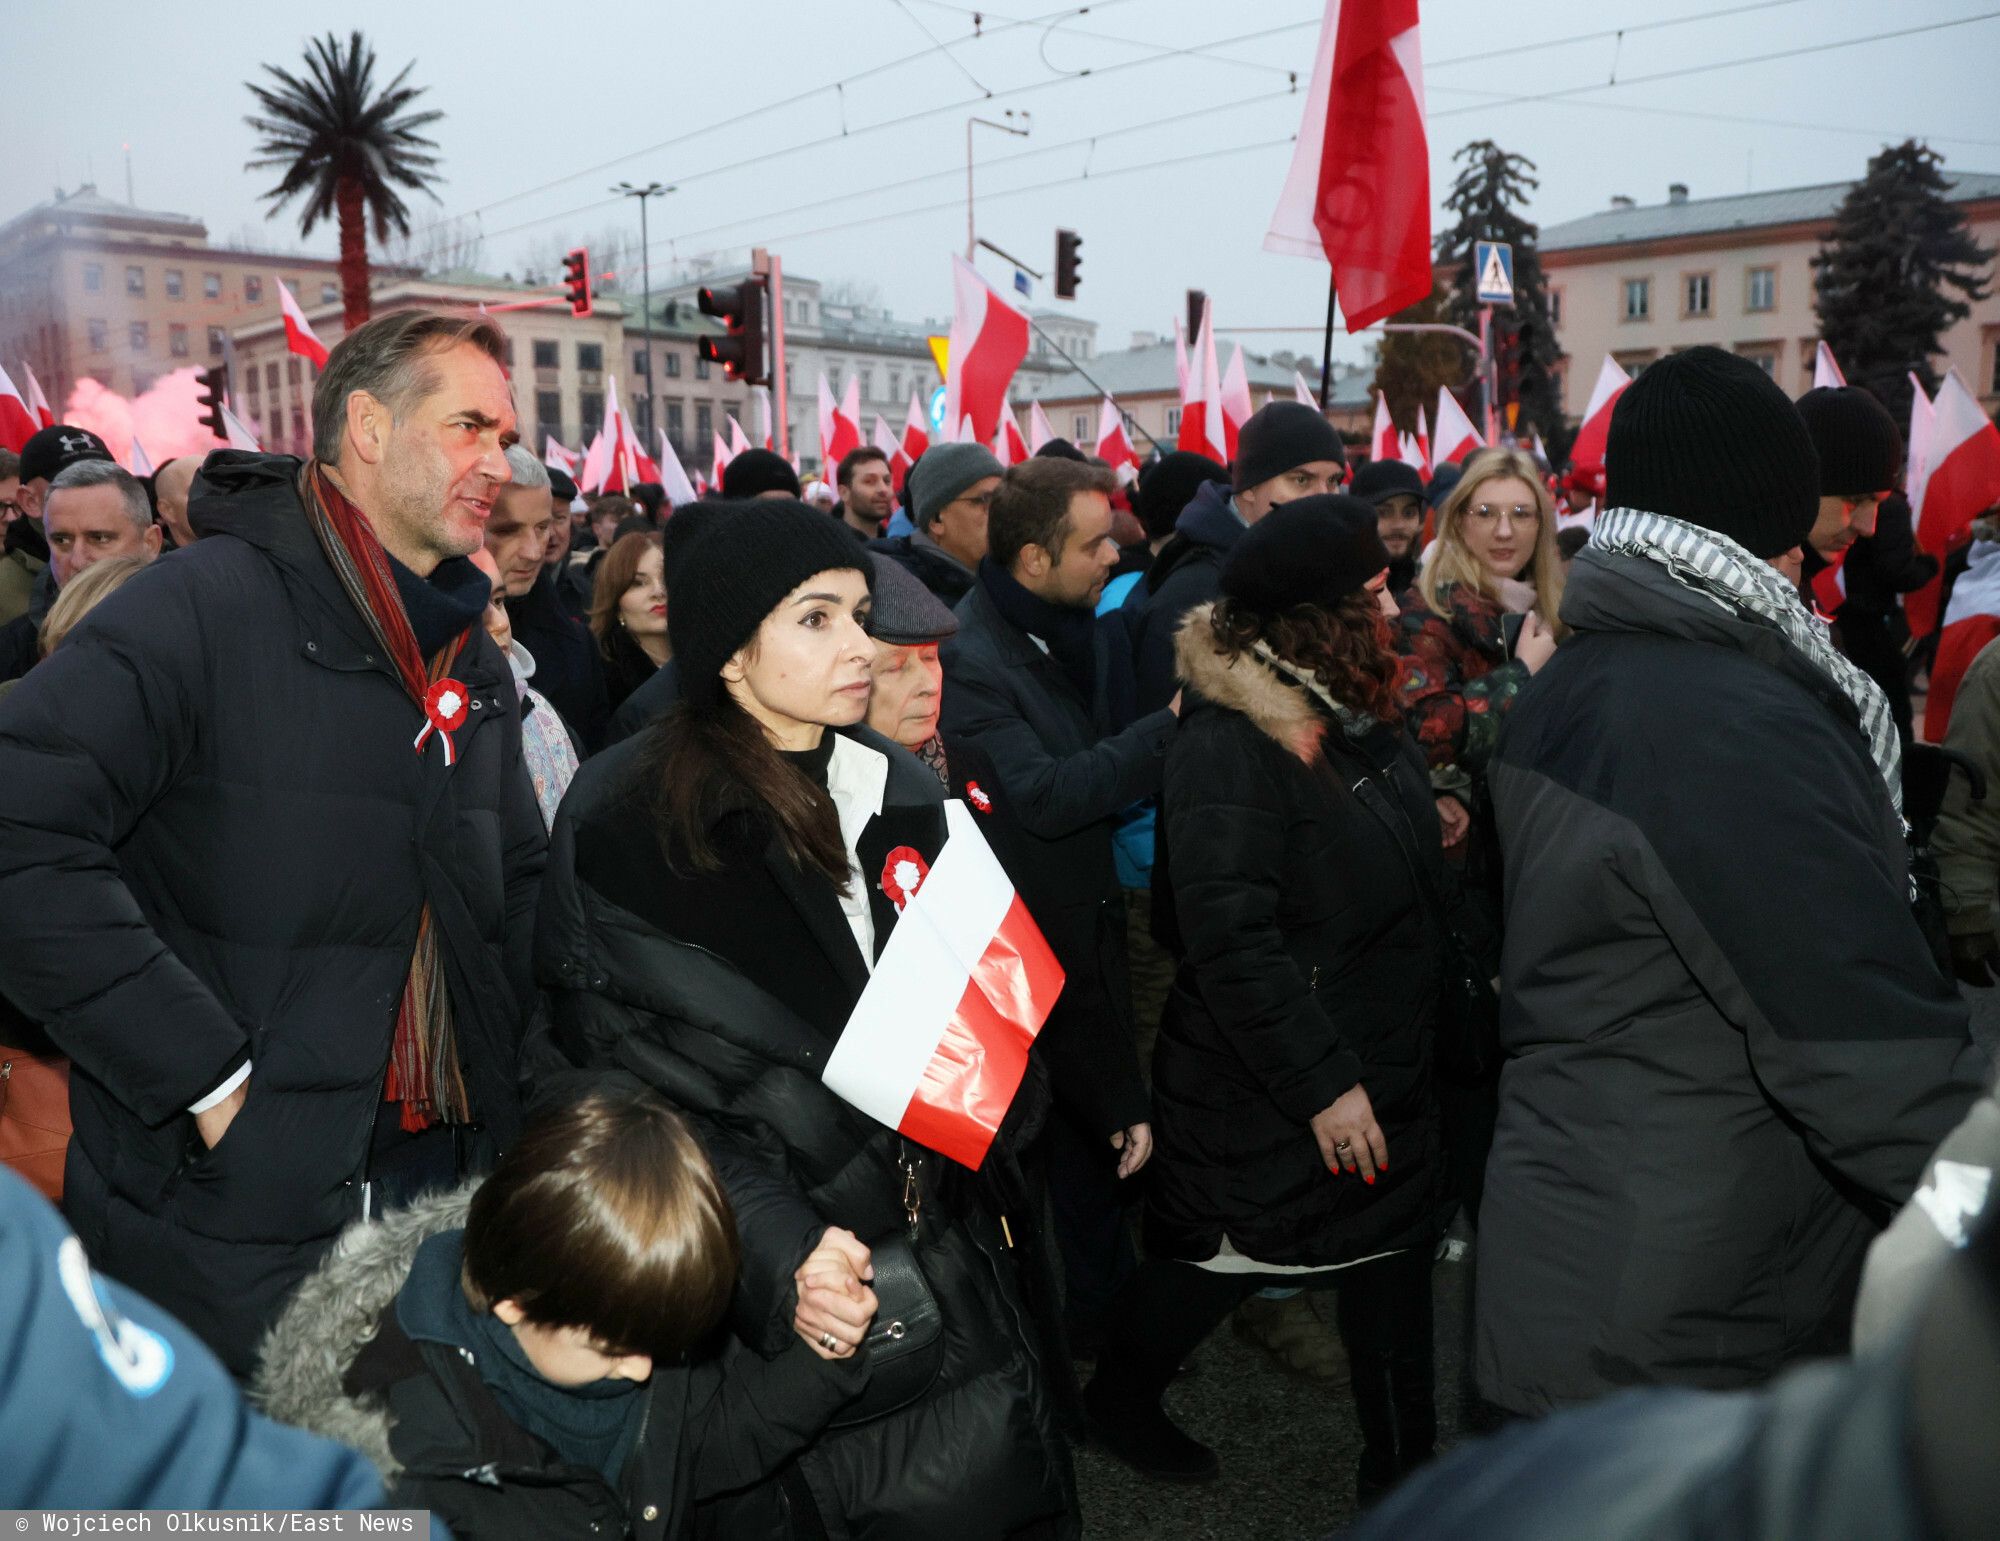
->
[[536, 726, 1075, 1540], [0, 451, 545, 1375], [1127, 480, 1244, 715], [1147, 608, 1445, 1265]]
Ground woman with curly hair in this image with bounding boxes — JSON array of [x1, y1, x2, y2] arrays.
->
[[1084, 496, 1446, 1501]]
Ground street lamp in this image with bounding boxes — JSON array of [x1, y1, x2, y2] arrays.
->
[[612, 180, 676, 452], [966, 112, 1030, 261]]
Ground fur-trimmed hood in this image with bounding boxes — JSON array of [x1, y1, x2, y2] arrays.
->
[[1172, 602, 1331, 764], [251, 1183, 477, 1478]]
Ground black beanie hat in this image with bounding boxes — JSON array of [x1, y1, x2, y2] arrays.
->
[[669, 499, 870, 708], [660, 499, 734, 588], [1604, 346, 1819, 558], [1220, 494, 1389, 614], [19, 424, 111, 486], [1795, 386, 1904, 496], [546, 465, 579, 504], [1349, 458, 1426, 506], [1233, 402, 1345, 493], [720, 447, 803, 501], [1034, 437, 1088, 463], [1134, 450, 1227, 540]]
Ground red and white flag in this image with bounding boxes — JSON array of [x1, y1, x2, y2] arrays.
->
[[729, 415, 754, 459], [901, 390, 931, 465], [577, 425, 609, 494], [993, 390, 1030, 468], [1220, 344, 1254, 461], [20, 362, 55, 429], [1177, 299, 1227, 462], [1566, 356, 1631, 477], [1028, 399, 1057, 455], [543, 435, 580, 475], [1174, 320, 1191, 403], [711, 429, 733, 488], [1413, 405, 1432, 475], [872, 413, 907, 491], [1433, 387, 1483, 465], [943, 255, 1030, 447], [818, 373, 862, 469], [127, 435, 155, 477], [1265, 0, 1431, 332], [1398, 430, 1426, 475], [277, 279, 330, 369], [1810, 548, 1848, 619], [1908, 373, 1938, 521], [1908, 370, 2000, 637], [1293, 369, 1319, 408], [219, 401, 261, 452], [657, 429, 698, 507], [1813, 342, 1847, 391], [1926, 536, 2000, 739], [1095, 397, 1140, 484], [0, 365, 36, 452], [748, 385, 775, 451], [1370, 394, 1398, 463], [821, 801, 1063, 1170]]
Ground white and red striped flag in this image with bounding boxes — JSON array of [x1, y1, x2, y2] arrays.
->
[[1433, 386, 1483, 465], [900, 390, 931, 465], [1095, 397, 1140, 484], [1265, 0, 1431, 332], [711, 430, 732, 489], [749, 385, 775, 450], [1813, 342, 1847, 391], [543, 435, 580, 476], [1028, 399, 1057, 455], [1293, 370, 1319, 408], [1566, 356, 1631, 476], [1414, 405, 1432, 475], [657, 429, 698, 507], [0, 365, 36, 452], [993, 389, 1030, 468], [1177, 299, 1227, 463], [20, 362, 55, 429], [219, 401, 261, 451], [1370, 394, 1398, 463], [277, 279, 330, 369], [1398, 430, 1426, 475], [1908, 370, 2000, 637], [943, 255, 1030, 447], [1810, 548, 1848, 620], [729, 415, 754, 459], [821, 801, 1063, 1170], [1220, 344, 1254, 461], [818, 373, 862, 469], [872, 413, 908, 491]]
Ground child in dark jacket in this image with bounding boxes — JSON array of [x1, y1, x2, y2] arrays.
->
[[255, 1087, 869, 1541]]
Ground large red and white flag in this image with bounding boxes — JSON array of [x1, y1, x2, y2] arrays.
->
[[1813, 341, 1847, 391], [822, 801, 1063, 1170], [656, 429, 698, 506], [1220, 344, 1254, 461], [1265, 0, 1430, 332], [1370, 394, 1398, 463], [943, 255, 1031, 447], [1293, 369, 1319, 408], [544, 435, 580, 476], [21, 362, 55, 429], [1567, 356, 1631, 476], [1177, 300, 1228, 463], [277, 279, 330, 369], [1908, 370, 2000, 637], [0, 365, 36, 452], [1028, 399, 1057, 455], [900, 390, 931, 465], [1095, 397, 1140, 484], [1433, 387, 1483, 465]]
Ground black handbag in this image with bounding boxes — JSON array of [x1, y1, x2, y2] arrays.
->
[[826, 1231, 947, 1428]]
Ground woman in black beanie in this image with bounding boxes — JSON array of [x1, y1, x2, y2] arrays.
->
[[536, 498, 1077, 1539], [1086, 495, 1447, 1500]]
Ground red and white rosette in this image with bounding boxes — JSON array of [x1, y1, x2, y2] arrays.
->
[[964, 780, 993, 813], [880, 847, 930, 912], [414, 677, 471, 766]]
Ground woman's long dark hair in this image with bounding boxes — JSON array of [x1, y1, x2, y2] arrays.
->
[[1208, 589, 1405, 724], [639, 694, 852, 892]]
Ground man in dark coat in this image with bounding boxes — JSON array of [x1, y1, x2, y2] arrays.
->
[[1481, 347, 1987, 1416], [870, 441, 1000, 607], [940, 456, 1175, 1347], [1128, 402, 1344, 712], [0, 310, 548, 1374]]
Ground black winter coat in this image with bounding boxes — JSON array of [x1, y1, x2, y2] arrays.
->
[[508, 566, 610, 750], [869, 532, 977, 608], [940, 577, 1170, 1138], [536, 727, 1075, 1540], [1127, 480, 1244, 715], [1147, 609, 1444, 1265], [0, 451, 547, 1375], [1479, 546, 1989, 1414]]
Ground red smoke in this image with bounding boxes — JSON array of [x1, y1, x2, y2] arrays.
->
[[64, 368, 225, 469]]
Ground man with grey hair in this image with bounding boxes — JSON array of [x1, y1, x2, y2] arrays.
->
[[494, 442, 608, 747], [43, 459, 162, 586], [870, 442, 1002, 607], [0, 307, 548, 1375]]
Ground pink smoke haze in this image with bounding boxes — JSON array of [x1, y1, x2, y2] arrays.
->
[[64, 369, 226, 468]]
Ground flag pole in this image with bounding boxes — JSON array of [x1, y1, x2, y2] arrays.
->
[[1317, 274, 1337, 412]]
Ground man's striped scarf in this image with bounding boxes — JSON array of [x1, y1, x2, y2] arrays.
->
[[300, 462, 473, 1131], [1591, 506, 1903, 818]]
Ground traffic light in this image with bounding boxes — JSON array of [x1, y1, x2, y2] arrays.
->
[[196, 366, 227, 440], [696, 276, 768, 386], [562, 248, 592, 317], [1054, 229, 1082, 300]]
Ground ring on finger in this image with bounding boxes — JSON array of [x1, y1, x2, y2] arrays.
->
[[820, 1331, 839, 1351]]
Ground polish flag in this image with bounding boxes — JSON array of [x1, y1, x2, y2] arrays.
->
[[21, 362, 55, 429], [993, 391, 1029, 468], [1566, 357, 1631, 477], [543, 435, 580, 476], [1028, 399, 1057, 455], [1413, 406, 1432, 475], [606, 376, 645, 492], [127, 435, 155, 477], [1095, 397, 1140, 484], [1370, 394, 1398, 463], [729, 416, 754, 458], [656, 429, 698, 507], [900, 390, 931, 465], [1813, 342, 1847, 391], [219, 401, 261, 451], [711, 430, 732, 488], [1220, 344, 1254, 461], [577, 425, 610, 494], [0, 365, 36, 451], [821, 801, 1063, 1170], [1926, 538, 2000, 739], [1177, 300, 1227, 463], [1293, 369, 1319, 408], [277, 279, 330, 369], [872, 414, 909, 491], [818, 373, 862, 470], [1907, 373, 1938, 523], [1810, 548, 1848, 620], [1265, 0, 1431, 332], [1398, 430, 1426, 475], [748, 385, 775, 450], [943, 255, 1031, 447], [1908, 370, 2000, 636], [1433, 387, 1484, 465]]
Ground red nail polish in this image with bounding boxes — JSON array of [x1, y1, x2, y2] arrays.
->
[[1364, 1174, 1376, 1185]]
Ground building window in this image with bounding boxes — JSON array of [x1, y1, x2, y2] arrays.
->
[[321, 283, 338, 305], [291, 407, 307, 449], [266, 363, 280, 393], [889, 371, 903, 401], [1612, 350, 1656, 378], [695, 404, 713, 446], [83, 262, 103, 293], [165, 269, 184, 300], [667, 402, 685, 445], [247, 364, 261, 399], [665, 352, 681, 378], [633, 349, 650, 376], [1683, 273, 1712, 318], [1736, 346, 1777, 378], [286, 358, 301, 385], [1068, 414, 1086, 441], [577, 342, 603, 373], [125, 266, 146, 297], [532, 339, 559, 370], [88, 319, 108, 352], [1166, 407, 1182, 438], [1548, 289, 1564, 328], [129, 321, 149, 352], [204, 272, 222, 299], [1991, 338, 2000, 396], [1622, 278, 1650, 322], [634, 397, 654, 438], [535, 390, 562, 437], [695, 355, 711, 380], [828, 365, 841, 394], [207, 325, 225, 356], [580, 391, 604, 438], [860, 368, 874, 400], [169, 324, 189, 358], [244, 275, 263, 303], [1746, 267, 1776, 313]]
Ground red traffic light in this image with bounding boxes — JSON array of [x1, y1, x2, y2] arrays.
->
[[563, 248, 592, 317], [696, 278, 768, 386], [196, 366, 228, 440]]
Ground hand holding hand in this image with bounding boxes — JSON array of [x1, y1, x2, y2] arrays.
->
[[793, 1226, 878, 1360]]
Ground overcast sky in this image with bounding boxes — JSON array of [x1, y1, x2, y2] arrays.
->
[[9, 0, 1999, 367]]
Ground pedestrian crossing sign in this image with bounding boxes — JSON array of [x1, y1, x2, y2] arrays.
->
[[1475, 241, 1515, 307]]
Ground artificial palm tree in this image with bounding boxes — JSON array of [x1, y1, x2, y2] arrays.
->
[[245, 31, 444, 328]]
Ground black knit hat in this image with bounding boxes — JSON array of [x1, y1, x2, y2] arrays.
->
[[720, 448, 803, 501], [19, 425, 111, 486], [1349, 459, 1426, 507], [1134, 451, 1227, 540], [1033, 437, 1088, 463], [1232, 402, 1345, 493], [660, 499, 734, 588], [1604, 346, 1819, 558], [669, 499, 870, 708], [1220, 494, 1389, 614], [1795, 386, 1904, 496]]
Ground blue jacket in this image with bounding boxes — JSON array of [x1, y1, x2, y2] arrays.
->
[[0, 1166, 384, 1511]]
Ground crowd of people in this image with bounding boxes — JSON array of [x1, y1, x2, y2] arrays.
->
[[0, 311, 1994, 1541]]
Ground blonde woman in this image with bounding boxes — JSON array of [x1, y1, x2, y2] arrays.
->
[[0, 556, 149, 706]]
